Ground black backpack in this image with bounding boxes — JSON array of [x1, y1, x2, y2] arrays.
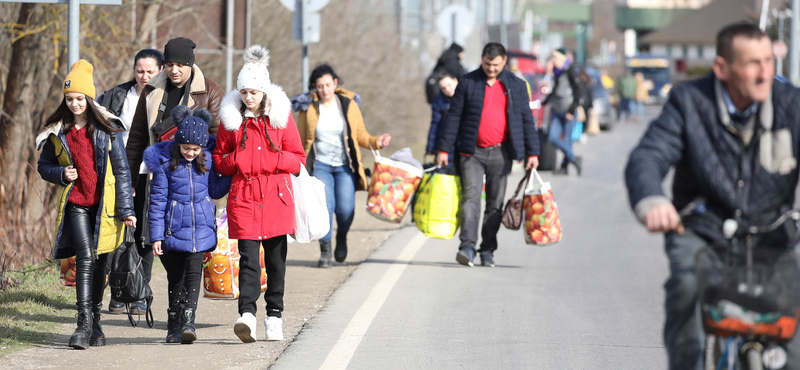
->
[[109, 227, 154, 327]]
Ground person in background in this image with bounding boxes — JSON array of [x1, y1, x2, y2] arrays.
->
[[296, 64, 391, 268], [543, 48, 583, 175], [426, 43, 467, 104], [37, 60, 136, 349], [634, 71, 648, 121], [97, 48, 164, 315], [578, 69, 594, 144], [426, 72, 458, 162], [125, 38, 224, 315], [617, 70, 636, 122], [436, 42, 540, 268]]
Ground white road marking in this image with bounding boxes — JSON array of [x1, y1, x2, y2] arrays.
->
[[319, 232, 428, 370]]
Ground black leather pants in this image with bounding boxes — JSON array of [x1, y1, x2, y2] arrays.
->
[[65, 203, 107, 310]]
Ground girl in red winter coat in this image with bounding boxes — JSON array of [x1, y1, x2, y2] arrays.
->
[[213, 45, 306, 342]]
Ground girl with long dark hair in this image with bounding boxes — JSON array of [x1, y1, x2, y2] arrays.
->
[[37, 60, 136, 349]]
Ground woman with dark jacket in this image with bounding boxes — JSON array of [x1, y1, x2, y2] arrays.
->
[[145, 107, 231, 344], [37, 60, 136, 350], [296, 64, 391, 268]]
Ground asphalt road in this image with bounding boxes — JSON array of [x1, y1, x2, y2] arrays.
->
[[272, 107, 670, 370]]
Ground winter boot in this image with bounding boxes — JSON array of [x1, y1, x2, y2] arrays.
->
[[165, 291, 182, 343], [68, 307, 93, 350], [334, 233, 348, 263], [89, 303, 106, 346], [180, 299, 197, 344], [318, 240, 332, 268]]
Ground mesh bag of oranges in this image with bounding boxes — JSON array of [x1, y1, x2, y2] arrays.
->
[[203, 208, 267, 299], [366, 149, 423, 223], [523, 170, 562, 245], [60, 257, 77, 287]]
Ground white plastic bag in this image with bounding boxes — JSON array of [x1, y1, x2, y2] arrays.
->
[[290, 164, 330, 243]]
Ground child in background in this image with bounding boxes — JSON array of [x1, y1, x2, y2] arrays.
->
[[37, 59, 136, 349], [213, 45, 306, 342], [145, 107, 231, 344]]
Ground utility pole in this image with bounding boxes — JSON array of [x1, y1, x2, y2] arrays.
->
[[791, 0, 800, 83]]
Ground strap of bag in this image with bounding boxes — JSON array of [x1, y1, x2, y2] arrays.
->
[[369, 144, 380, 160], [153, 76, 193, 127], [124, 226, 135, 243], [511, 169, 532, 199]]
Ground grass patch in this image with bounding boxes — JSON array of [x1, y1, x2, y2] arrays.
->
[[0, 261, 75, 358]]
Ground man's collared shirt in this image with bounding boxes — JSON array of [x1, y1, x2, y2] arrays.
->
[[721, 83, 759, 122], [476, 80, 508, 148]]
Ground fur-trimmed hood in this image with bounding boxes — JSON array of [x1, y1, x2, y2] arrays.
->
[[35, 103, 123, 149], [219, 83, 291, 132]]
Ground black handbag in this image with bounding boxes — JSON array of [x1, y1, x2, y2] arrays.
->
[[501, 169, 530, 230], [109, 227, 154, 327]]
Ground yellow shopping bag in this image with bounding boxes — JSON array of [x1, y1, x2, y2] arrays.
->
[[413, 168, 461, 239]]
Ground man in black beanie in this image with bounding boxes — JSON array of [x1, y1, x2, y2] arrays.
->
[[123, 36, 224, 318]]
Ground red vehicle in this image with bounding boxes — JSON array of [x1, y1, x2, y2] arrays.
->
[[506, 49, 556, 170]]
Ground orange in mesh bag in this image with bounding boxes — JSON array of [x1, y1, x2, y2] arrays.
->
[[523, 170, 562, 245], [365, 149, 423, 223], [60, 257, 77, 287], [203, 208, 267, 299]]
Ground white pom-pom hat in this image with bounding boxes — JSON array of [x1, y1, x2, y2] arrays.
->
[[237, 45, 270, 93]]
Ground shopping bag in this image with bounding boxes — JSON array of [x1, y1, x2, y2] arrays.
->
[[586, 110, 600, 136], [572, 121, 583, 142], [60, 257, 76, 287], [366, 148, 423, 223], [203, 208, 267, 299], [290, 164, 330, 243], [413, 167, 461, 239], [523, 170, 562, 245]]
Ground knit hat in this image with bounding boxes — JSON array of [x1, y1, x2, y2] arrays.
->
[[237, 45, 271, 93], [164, 37, 196, 66], [171, 105, 211, 146], [63, 59, 96, 99]]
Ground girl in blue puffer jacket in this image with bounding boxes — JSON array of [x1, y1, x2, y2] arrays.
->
[[144, 106, 231, 345]]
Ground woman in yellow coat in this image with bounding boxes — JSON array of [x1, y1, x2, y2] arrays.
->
[[295, 64, 391, 268]]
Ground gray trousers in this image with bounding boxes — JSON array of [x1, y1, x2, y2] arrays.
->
[[664, 230, 800, 369], [458, 146, 512, 254]]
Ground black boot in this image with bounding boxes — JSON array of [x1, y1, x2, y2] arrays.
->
[[89, 303, 106, 346], [180, 298, 197, 344], [68, 307, 93, 350], [334, 233, 348, 263], [318, 240, 332, 268], [571, 156, 582, 176], [166, 291, 181, 343]]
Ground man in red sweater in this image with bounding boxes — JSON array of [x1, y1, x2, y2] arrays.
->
[[436, 43, 540, 267]]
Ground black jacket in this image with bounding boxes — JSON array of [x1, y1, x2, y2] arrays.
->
[[543, 66, 583, 115], [98, 80, 137, 117], [436, 68, 540, 160], [625, 74, 800, 245]]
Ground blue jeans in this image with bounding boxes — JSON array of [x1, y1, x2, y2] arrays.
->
[[311, 161, 356, 242], [548, 112, 576, 165]]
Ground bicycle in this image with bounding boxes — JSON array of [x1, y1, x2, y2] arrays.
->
[[696, 210, 800, 370]]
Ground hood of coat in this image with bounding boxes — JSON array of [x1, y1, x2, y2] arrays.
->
[[143, 135, 217, 173], [219, 83, 291, 131], [35, 103, 123, 149]]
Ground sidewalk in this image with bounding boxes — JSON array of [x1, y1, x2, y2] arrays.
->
[[0, 192, 405, 370]]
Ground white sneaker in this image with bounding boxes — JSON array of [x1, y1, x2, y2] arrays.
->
[[234, 312, 257, 343], [265, 316, 283, 341]]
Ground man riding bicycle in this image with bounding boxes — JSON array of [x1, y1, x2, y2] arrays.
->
[[625, 22, 800, 369]]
